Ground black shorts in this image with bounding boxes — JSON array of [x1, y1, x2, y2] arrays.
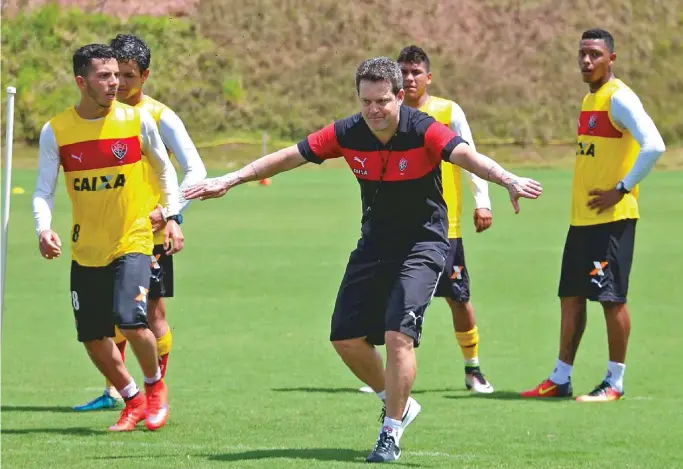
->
[[434, 238, 470, 302], [149, 244, 174, 299], [70, 253, 151, 342], [330, 242, 447, 348], [558, 219, 637, 303]]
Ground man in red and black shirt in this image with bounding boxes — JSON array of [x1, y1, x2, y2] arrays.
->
[[185, 57, 542, 463]]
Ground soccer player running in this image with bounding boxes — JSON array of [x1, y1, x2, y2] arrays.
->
[[184, 57, 542, 462], [72, 34, 207, 412], [397, 45, 494, 393], [521, 29, 665, 402], [32, 44, 184, 431]]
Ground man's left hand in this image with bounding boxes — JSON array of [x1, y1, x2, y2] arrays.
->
[[473, 208, 492, 233], [587, 188, 624, 214]]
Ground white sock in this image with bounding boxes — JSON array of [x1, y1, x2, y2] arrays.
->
[[376, 390, 386, 402], [381, 417, 402, 446], [118, 379, 139, 400], [606, 361, 626, 392], [464, 357, 480, 367], [143, 367, 162, 385], [549, 359, 573, 385]]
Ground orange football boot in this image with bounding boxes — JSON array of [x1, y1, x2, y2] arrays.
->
[[520, 379, 573, 398], [144, 380, 169, 431], [108, 393, 146, 431]]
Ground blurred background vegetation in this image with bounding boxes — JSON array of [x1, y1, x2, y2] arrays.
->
[[1, 1, 681, 163]]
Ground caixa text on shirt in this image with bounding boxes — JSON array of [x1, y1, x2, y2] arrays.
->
[[72, 174, 126, 192]]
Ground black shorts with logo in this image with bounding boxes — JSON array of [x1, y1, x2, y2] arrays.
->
[[149, 244, 174, 299], [330, 241, 447, 348], [434, 238, 470, 302], [558, 219, 637, 303], [70, 253, 151, 342]]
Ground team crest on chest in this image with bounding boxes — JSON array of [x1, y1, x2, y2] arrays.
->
[[398, 157, 408, 172], [111, 141, 128, 160], [588, 113, 598, 131]]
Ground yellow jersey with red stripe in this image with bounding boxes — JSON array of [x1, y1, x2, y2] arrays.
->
[[572, 79, 640, 226], [136, 95, 170, 244], [419, 96, 463, 238], [51, 101, 154, 266]]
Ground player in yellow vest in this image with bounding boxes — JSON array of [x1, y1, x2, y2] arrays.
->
[[521, 29, 665, 401], [71, 35, 207, 412], [32, 44, 185, 430], [395, 45, 494, 393]]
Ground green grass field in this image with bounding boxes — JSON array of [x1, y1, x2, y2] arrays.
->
[[2, 167, 682, 469]]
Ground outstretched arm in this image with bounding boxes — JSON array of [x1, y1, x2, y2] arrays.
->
[[447, 140, 542, 214], [183, 145, 307, 200], [184, 121, 342, 201]]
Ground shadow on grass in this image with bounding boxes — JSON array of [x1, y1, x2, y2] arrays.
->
[[444, 390, 574, 402], [1, 405, 76, 413], [207, 448, 421, 466], [272, 387, 457, 395], [1, 426, 104, 436]]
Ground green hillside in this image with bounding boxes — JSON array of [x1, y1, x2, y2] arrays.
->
[[2, 1, 682, 146]]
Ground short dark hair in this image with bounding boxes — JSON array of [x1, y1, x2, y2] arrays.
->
[[355, 57, 403, 95], [581, 28, 615, 53], [72, 44, 117, 77], [396, 45, 430, 71], [109, 34, 151, 73]]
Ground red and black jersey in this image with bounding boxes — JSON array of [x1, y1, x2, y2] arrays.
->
[[297, 106, 466, 254]]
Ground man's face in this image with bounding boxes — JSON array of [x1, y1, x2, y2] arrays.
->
[[116, 60, 149, 102], [77, 58, 119, 108], [399, 61, 431, 102], [578, 39, 615, 84], [358, 79, 404, 132]]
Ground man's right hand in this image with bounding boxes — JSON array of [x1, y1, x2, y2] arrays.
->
[[183, 175, 234, 201], [39, 230, 62, 260], [149, 204, 166, 233]]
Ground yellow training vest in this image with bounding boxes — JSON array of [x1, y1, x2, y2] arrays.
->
[[52, 101, 154, 266], [136, 95, 171, 244], [572, 79, 640, 226], [419, 96, 463, 238]]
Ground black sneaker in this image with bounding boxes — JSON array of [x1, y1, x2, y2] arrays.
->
[[366, 430, 401, 463]]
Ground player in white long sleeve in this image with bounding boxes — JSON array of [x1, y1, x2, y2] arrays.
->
[[72, 34, 207, 412], [396, 45, 495, 393], [521, 28, 665, 402], [32, 44, 182, 431]]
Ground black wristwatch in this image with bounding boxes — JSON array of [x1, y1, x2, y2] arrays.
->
[[166, 214, 183, 225], [616, 181, 630, 194]]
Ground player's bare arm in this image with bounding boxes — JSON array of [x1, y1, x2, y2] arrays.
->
[[448, 143, 542, 214], [587, 89, 666, 213], [184, 145, 307, 201], [32, 122, 63, 260], [140, 109, 185, 254]]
